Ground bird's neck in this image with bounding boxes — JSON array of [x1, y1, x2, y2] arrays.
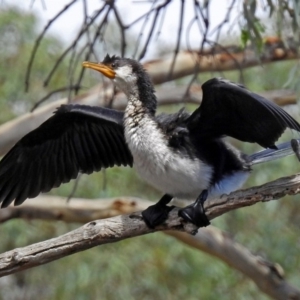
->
[[124, 94, 154, 132], [123, 71, 157, 119]]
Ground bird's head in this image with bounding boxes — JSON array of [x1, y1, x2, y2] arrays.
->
[[82, 54, 146, 95], [82, 54, 156, 114]]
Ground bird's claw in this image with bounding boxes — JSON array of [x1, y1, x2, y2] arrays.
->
[[142, 204, 175, 228], [178, 202, 210, 228]]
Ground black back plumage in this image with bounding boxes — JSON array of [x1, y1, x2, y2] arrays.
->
[[0, 104, 133, 208], [155, 109, 195, 157], [156, 108, 250, 185]]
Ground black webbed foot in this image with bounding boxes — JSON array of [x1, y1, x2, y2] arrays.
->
[[142, 194, 174, 228], [142, 204, 174, 228], [178, 190, 210, 227]]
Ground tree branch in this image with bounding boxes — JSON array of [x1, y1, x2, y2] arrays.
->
[[0, 206, 197, 277], [145, 37, 299, 84], [1, 192, 300, 299], [0, 196, 151, 224], [168, 229, 300, 300], [1, 173, 300, 300]]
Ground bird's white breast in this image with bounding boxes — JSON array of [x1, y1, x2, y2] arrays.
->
[[124, 109, 213, 199]]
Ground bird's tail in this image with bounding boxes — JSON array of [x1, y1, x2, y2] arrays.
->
[[249, 139, 300, 165]]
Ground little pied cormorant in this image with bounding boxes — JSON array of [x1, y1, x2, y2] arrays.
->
[[0, 54, 299, 228]]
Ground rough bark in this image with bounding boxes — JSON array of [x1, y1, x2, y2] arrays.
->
[[1, 173, 300, 299]]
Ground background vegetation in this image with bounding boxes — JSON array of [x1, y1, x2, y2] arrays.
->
[[0, 2, 299, 300]]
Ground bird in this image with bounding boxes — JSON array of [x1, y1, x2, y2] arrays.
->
[[0, 54, 299, 229]]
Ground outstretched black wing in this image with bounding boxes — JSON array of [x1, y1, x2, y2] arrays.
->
[[0, 104, 133, 208], [187, 78, 300, 148]]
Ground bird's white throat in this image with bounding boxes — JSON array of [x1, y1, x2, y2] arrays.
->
[[113, 65, 139, 98]]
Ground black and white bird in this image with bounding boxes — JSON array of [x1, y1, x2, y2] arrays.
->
[[0, 54, 299, 228]]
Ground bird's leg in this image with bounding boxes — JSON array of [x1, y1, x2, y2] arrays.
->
[[142, 194, 174, 228], [178, 190, 210, 227]]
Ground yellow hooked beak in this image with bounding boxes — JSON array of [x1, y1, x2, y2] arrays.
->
[[82, 61, 116, 79]]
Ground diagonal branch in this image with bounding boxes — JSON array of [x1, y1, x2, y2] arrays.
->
[[1, 173, 300, 300], [25, 0, 78, 92], [1, 193, 299, 300], [168, 228, 300, 300]]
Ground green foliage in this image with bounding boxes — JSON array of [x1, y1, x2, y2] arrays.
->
[[240, 29, 250, 48]]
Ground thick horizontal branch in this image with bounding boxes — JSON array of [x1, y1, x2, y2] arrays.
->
[[1, 173, 300, 300], [1, 192, 300, 299], [2, 173, 300, 225], [145, 37, 299, 84], [0, 196, 151, 224]]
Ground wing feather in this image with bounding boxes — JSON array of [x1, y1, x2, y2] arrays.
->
[[0, 104, 133, 208], [187, 78, 300, 148]]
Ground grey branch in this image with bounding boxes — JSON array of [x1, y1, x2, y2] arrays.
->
[[0, 196, 152, 223], [168, 229, 299, 300], [1, 194, 300, 300], [1, 173, 300, 300]]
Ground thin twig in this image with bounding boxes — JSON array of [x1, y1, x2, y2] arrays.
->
[[25, 0, 78, 92], [167, 0, 185, 80], [74, 7, 112, 95], [30, 85, 81, 112], [43, 5, 107, 88], [138, 0, 172, 60], [113, 5, 127, 57]]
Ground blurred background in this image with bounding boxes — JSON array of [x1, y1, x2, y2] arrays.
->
[[0, 1, 300, 299]]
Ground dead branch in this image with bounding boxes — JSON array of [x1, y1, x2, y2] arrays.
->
[[28, 35, 300, 105], [0, 100, 65, 156], [0, 207, 197, 277], [0, 173, 300, 300], [0, 196, 151, 224], [1, 192, 300, 299], [145, 38, 299, 84], [168, 229, 299, 300]]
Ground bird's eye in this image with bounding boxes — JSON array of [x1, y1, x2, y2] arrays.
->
[[111, 63, 116, 68]]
